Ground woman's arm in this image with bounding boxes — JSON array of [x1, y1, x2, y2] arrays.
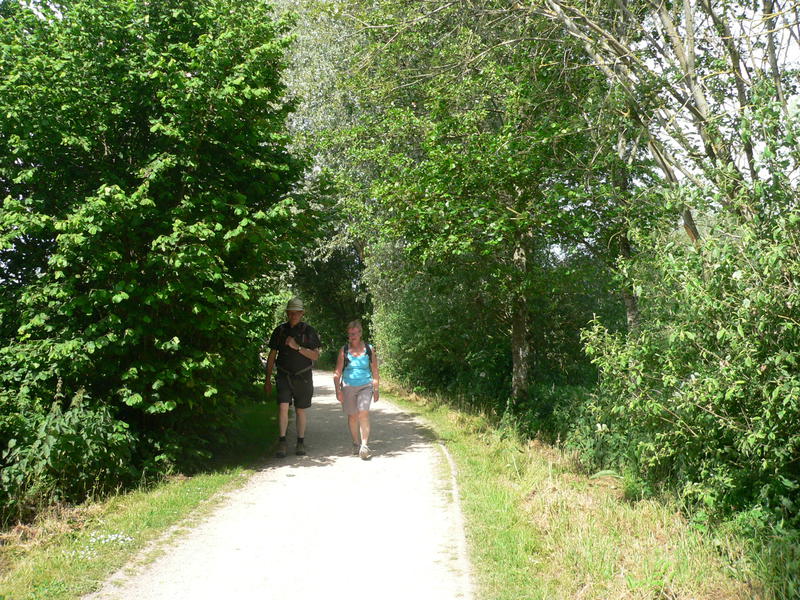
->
[[371, 347, 379, 401], [333, 349, 345, 403]]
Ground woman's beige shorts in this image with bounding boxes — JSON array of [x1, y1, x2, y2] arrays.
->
[[342, 383, 373, 415]]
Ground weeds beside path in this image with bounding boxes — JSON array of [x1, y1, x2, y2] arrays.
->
[[388, 384, 764, 600], [0, 400, 275, 600]]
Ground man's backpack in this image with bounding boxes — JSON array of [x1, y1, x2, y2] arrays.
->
[[342, 343, 373, 369]]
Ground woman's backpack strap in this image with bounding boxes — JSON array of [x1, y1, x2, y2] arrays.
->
[[342, 343, 372, 370]]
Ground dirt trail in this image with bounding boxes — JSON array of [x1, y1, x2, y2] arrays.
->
[[86, 370, 474, 600]]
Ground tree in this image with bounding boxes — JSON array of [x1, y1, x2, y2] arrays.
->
[[539, 0, 800, 525], [0, 0, 305, 515], [328, 0, 635, 401], [268, 0, 374, 352], [539, 0, 800, 229]]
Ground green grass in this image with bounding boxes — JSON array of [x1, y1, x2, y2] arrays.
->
[[0, 400, 277, 600], [386, 385, 762, 600]]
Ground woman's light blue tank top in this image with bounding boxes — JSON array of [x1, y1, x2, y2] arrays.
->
[[343, 347, 372, 386]]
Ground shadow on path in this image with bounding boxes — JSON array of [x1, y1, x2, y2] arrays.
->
[[262, 370, 437, 472]]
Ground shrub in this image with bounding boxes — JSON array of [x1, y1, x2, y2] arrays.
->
[[513, 383, 590, 444], [579, 212, 800, 523], [0, 0, 304, 518], [1, 391, 137, 521]]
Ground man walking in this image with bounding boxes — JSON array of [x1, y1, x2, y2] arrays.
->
[[265, 297, 321, 457]]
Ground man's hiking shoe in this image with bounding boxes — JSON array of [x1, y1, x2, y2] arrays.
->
[[352, 442, 360, 456], [359, 443, 372, 460], [275, 440, 288, 458], [295, 440, 306, 456]]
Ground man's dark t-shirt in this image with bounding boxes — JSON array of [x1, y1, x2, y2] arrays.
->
[[267, 322, 321, 375]]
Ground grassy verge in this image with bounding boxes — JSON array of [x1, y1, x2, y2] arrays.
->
[[386, 383, 763, 600], [0, 400, 276, 600]]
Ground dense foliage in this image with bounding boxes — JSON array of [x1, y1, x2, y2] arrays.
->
[[576, 75, 800, 522], [546, 1, 800, 530], [4, 4, 800, 590], [581, 209, 800, 519], [0, 0, 304, 519], [293, 0, 628, 409]]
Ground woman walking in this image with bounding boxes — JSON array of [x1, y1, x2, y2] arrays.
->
[[333, 320, 379, 459]]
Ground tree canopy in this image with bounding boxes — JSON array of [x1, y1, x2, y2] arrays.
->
[[282, 0, 800, 535]]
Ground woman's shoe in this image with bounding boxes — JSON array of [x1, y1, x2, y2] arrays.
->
[[359, 443, 371, 460]]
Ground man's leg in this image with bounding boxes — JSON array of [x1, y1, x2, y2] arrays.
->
[[276, 374, 292, 438], [275, 402, 290, 458], [296, 407, 307, 438], [294, 407, 308, 456], [293, 375, 312, 454], [278, 402, 290, 437]]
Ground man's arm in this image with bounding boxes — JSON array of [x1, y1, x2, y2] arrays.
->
[[299, 346, 321, 361], [285, 336, 320, 361], [264, 349, 278, 395]]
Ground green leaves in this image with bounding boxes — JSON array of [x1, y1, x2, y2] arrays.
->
[[0, 395, 137, 514], [0, 0, 304, 519], [284, 0, 626, 407], [581, 213, 800, 524]]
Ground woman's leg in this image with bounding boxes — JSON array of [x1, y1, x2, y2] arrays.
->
[[348, 414, 360, 444], [358, 410, 372, 459], [358, 410, 370, 445]]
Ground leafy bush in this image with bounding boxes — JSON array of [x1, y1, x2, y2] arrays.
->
[[579, 211, 800, 523], [513, 383, 590, 444], [1, 392, 137, 521], [367, 247, 512, 410], [367, 242, 612, 416]]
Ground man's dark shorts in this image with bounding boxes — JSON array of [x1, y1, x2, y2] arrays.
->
[[276, 371, 313, 409]]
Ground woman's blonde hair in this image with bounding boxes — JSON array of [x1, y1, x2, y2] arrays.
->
[[347, 319, 362, 331]]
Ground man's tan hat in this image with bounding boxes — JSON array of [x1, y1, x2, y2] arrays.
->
[[286, 297, 304, 311]]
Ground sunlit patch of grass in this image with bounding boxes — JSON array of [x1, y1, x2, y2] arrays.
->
[[388, 387, 758, 600], [0, 472, 248, 599]]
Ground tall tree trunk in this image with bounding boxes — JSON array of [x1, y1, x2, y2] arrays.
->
[[612, 164, 641, 331], [510, 240, 530, 402], [618, 231, 640, 331]]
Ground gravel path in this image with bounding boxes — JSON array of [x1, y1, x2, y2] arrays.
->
[[86, 370, 474, 600]]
